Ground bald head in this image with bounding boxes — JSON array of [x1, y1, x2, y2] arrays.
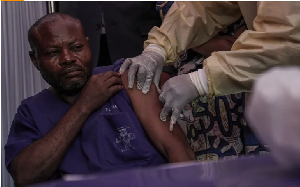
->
[[28, 12, 83, 53]]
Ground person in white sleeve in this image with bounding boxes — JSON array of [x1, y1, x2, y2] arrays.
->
[[246, 67, 300, 169], [119, 1, 300, 131]]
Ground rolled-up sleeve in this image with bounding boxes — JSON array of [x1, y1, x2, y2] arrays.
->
[[145, 1, 242, 64], [5, 104, 41, 175], [203, 1, 300, 96]]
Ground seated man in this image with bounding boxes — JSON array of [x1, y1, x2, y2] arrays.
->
[[5, 13, 195, 187]]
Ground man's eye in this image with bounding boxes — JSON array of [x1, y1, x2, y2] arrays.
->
[[46, 50, 60, 56], [72, 45, 83, 52]]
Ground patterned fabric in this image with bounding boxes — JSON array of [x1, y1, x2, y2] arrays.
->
[[157, 9, 268, 160]]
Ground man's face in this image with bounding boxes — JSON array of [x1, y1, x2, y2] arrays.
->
[[32, 18, 92, 96]]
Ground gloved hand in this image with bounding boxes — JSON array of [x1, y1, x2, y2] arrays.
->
[[159, 69, 209, 131], [119, 44, 166, 94]]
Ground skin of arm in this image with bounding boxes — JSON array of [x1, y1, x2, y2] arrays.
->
[[121, 70, 195, 162], [159, 72, 172, 89]]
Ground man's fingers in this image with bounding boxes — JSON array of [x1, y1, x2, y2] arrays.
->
[[136, 66, 147, 90], [102, 71, 121, 81], [106, 76, 122, 88], [142, 71, 153, 94], [96, 72, 105, 77], [160, 104, 171, 122], [119, 59, 132, 74], [128, 64, 139, 89], [108, 85, 123, 95], [170, 108, 180, 131]]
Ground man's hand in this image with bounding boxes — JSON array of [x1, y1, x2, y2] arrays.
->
[[77, 71, 123, 113], [159, 74, 200, 131], [119, 44, 166, 94]]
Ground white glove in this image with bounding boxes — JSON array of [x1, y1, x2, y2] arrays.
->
[[246, 67, 300, 170], [119, 44, 166, 94], [159, 69, 208, 131]]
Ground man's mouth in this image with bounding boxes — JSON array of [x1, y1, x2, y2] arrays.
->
[[61, 67, 83, 78], [63, 70, 82, 78]]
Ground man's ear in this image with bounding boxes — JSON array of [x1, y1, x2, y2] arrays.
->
[[86, 37, 89, 43], [29, 51, 40, 71]]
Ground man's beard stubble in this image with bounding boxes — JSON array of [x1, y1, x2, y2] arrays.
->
[[41, 66, 92, 96]]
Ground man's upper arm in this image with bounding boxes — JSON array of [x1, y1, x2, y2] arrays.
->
[[5, 104, 41, 175], [120, 70, 195, 162]]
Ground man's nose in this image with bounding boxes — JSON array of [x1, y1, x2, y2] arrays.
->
[[59, 49, 76, 66]]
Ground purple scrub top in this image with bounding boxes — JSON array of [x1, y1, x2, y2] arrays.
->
[[5, 59, 166, 179]]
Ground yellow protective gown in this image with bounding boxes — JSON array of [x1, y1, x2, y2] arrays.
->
[[145, 1, 300, 96]]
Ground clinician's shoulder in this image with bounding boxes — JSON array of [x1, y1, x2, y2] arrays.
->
[[92, 58, 126, 75]]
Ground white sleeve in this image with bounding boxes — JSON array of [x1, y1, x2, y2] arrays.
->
[[246, 67, 300, 170], [188, 69, 208, 96]]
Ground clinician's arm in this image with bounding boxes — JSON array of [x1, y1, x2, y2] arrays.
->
[[121, 70, 195, 162], [201, 1, 300, 96], [145, 1, 242, 63]]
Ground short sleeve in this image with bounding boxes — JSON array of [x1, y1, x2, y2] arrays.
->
[[92, 58, 125, 75], [5, 103, 42, 175], [111, 58, 125, 72]]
